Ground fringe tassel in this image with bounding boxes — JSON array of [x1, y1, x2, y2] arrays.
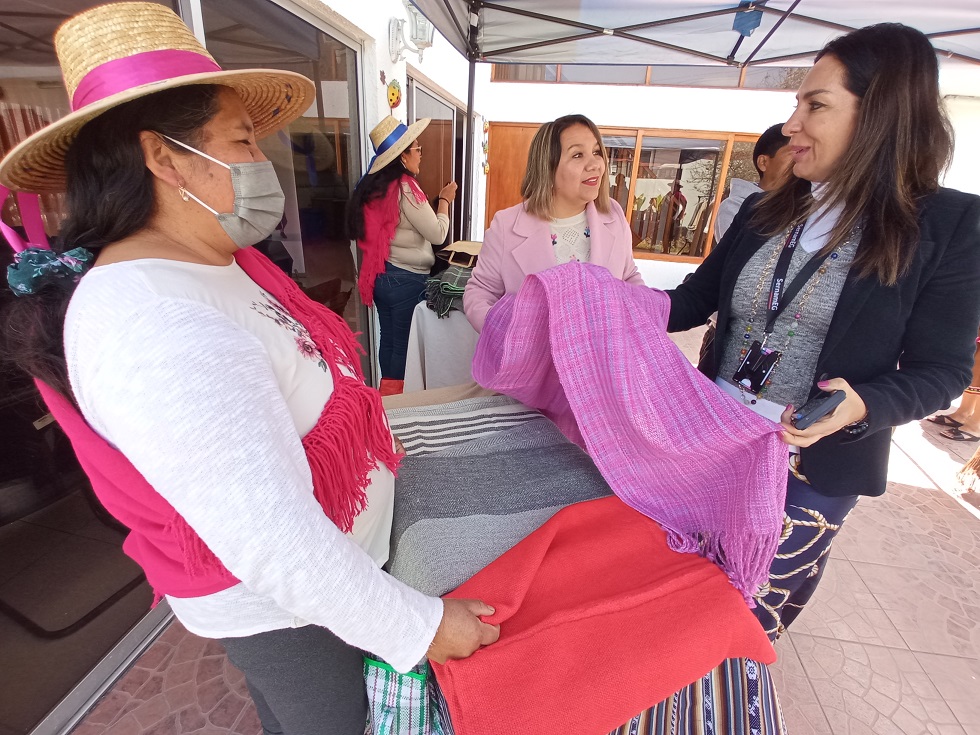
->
[[268, 253, 402, 533], [161, 247, 402, 581], [356, 177, 408, 307], [703, 532, 777, 608], [301, 379, 402, 532], [166, 512, 225, 578], [663, 527, 775, 607]]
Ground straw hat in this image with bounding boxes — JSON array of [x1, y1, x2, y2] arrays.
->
[[367, 115, 430, 175], [0, 2, 316, 192]]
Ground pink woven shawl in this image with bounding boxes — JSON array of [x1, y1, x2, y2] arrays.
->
[[471, 262, 787, 603]]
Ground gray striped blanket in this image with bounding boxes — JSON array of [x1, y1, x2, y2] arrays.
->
[[386, 396, 612, 596], [386, 394, 541, 457]]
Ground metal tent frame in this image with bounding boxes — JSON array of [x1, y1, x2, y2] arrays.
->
[[406, 0, 980, 234]]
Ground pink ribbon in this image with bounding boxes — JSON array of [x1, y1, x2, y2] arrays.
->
[[0, 185, 50, 253], [71, 49, 222, 111]]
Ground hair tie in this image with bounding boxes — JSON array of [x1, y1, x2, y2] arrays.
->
[[7, 247, 94, 297]]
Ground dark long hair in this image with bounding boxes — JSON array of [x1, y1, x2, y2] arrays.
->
[[345, 150, 413, 240], [2, 84, 222, 400], [751, 23, 953, 286]]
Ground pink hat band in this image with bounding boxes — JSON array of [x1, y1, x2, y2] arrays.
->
[[70, 49, 222, 112]]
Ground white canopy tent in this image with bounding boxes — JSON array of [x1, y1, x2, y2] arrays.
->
[[411, 1, 980, 66], [406, 0, 980, 232]]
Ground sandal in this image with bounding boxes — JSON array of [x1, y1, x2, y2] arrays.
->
[[928, 414, 963, 427], [940, 427, 980, 442]]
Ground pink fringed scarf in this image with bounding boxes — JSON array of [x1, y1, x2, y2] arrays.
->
[[356, 175, 428, 306], [35, 247, 399, 599], [471, 262, 787, 603], [238, 247, 401, 532]]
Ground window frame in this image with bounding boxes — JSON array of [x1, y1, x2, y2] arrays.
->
[[599, 126, 760, 264], [491, 62, 805, 91]]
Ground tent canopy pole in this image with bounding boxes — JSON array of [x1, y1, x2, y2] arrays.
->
[[462, 1, 479, 238]]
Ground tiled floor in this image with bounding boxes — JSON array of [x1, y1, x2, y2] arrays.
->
[[768, 414, 980, 735], [69, 332, 980, 735], [70, 622, 261, 735]]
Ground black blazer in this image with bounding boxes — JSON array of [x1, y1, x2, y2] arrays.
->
[[667, 188, 980, 498]]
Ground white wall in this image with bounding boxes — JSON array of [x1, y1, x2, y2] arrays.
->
[[944, 95, 980, 196], [475, 68, 798, 135], [635, 260, 697, 291]]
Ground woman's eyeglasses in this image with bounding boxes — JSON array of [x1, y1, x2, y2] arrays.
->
[[408, 146, 422, 153]]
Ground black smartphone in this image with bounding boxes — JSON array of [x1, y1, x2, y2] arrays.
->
[[792, 390, 846, 430]]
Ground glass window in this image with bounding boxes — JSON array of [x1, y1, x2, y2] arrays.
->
[[742, 66, 809, 90], [630, 136, 725, 258], [648, 65, 740, 88], [490, 63, 742, 88], [722, 140, 761, 193], [709, 139, 760, 249], [201, 0, 366, 370], [492, 64, 557, 82], [603, 135, 636, 214], [1, 5, 180, 732], [560, 65, 647, 85], [409, 84, 457, 243]]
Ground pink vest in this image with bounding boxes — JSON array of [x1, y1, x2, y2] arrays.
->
[[40, 247, 399, 599]]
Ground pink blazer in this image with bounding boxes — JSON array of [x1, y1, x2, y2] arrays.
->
[[464, 200, 645, 332]]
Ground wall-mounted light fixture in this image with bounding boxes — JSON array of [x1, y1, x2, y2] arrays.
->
[[389, 1, 436, 63]]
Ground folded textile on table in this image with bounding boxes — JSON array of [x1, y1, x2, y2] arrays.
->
[[431, 495, 776, 735], [381, 381, 495, 411], [385, 394, 540, 456], [425, 265, 472, 318], [472, 262, 787, 603], [389, 416, 612, 596]]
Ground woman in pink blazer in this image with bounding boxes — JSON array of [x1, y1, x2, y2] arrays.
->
[[464, 115, 644, 332]]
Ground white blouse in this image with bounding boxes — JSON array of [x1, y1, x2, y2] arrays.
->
[[64, 257, 441, 672]]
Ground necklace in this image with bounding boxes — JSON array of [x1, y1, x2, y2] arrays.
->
[[736, 225, 854, 404]]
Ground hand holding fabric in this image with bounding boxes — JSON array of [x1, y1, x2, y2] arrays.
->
[[427, 598, 500, 664], [393, 435, 406, 455]]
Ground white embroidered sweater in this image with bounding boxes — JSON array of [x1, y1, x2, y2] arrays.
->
[[64, 257, 442, 672]]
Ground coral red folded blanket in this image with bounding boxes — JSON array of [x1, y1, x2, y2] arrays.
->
[[471, 262, 787, 603], [431, 496, 776, 735]]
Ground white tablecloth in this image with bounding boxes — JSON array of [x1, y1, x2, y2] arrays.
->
[[403, 301, 479, 393]]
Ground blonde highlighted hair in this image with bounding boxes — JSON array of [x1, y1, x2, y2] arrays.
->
[[521, 114, 611, 219]]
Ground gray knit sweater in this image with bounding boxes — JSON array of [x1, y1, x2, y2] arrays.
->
[[717, 229, 859, 409]]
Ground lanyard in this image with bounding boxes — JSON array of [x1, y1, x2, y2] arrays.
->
[[763, 222, 834, 335]]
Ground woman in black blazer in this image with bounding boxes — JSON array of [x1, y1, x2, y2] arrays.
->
[[668, 23, 980, 640]]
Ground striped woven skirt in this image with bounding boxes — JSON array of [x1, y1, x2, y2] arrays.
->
[[608, 657, 785, 735]]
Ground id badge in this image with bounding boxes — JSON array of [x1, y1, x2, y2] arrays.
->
[[733, 340, 781, 394]]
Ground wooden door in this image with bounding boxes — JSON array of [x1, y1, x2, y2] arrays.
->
[[485, 123, 540, 230], [416, 118, 454, 204]]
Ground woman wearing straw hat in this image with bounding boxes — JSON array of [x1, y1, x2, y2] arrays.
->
[[347, 116, 458, 395], [0, 4, 497, 733]]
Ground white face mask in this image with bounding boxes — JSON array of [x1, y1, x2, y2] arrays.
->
[[163, 134, 285, 249]]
